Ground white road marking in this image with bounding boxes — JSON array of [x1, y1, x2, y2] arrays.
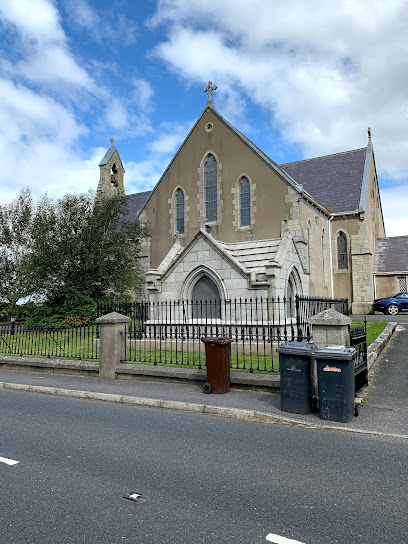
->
[[266, 534, 306, 544], [0, 456, 19, 466]]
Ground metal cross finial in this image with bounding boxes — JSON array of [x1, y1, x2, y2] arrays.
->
[[367, 127, 372, 146], [203, 81, 217, 106], [110, 136, 115, 147], [246, 230, 254, 240]]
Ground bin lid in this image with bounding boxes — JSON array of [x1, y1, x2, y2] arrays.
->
[[277, 341, 316, 356], [201, 336, 233, 345], [313, 345, 356, 360]]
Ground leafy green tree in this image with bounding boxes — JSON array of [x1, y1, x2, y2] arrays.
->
[[26, 191, 150, 305], [0, 188, 34, 315]]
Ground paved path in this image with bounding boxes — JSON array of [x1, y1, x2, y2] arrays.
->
[[363, 324, 408, 412]]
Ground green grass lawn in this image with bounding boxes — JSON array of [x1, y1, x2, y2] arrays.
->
[[0, 327, 98, 360], [127, 347, 279, 373], [351, 321, 387, 346]]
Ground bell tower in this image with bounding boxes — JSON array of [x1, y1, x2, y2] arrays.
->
[[97, 137, 125, 197]]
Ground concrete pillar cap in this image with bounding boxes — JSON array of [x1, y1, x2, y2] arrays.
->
[[95, 311, 132, 324], [307, 308, 351, 326]]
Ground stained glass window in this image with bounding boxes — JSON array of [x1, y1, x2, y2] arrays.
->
[[239, 177, 250, 227], [204, 155, 217, 222], [175, 188, 184, 234], [337, 231, 348, 269]]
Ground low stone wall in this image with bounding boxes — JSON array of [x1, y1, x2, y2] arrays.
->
[[367, 322, 397, 370], [0, 355, 280, 390]]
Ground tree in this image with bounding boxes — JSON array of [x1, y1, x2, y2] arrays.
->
[[0, 188, 33, 314], [26, 191, 150, 304]]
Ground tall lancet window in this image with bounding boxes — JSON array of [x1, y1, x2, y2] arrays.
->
[[337, 231, 348, 270], [204, 154, 217, 222], [239, 176, 250, 227], [175, 188, 185, 234]]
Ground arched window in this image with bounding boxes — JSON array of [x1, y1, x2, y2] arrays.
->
[[239, 176, 250, 227], [337, 231, 348, 270], [307, 222, 312, 276], [175, 188, 184, 234], [204, 154, 217, 222], [192, 275, 221, 319], [322, 231, 326, 285]]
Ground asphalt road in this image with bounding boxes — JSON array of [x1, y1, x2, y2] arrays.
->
[[1, 391, 407, 544]]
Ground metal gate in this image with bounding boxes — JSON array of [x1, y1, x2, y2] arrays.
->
[[350, 322, 368, 393]]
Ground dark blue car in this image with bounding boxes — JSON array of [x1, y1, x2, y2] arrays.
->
[[372, 292, 408, 315]]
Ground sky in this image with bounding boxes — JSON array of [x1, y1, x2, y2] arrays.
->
[[0, 0, 407, 236]]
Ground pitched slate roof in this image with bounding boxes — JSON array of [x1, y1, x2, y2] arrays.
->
[[219, 239, 281, 272], [124, 191, 152, 221], [374, 236, 408, 273], [280, 148, 367, 213], [99, 146, 116, 166]]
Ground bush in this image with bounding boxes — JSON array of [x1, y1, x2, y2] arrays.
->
[[63, 315, 92, 328], [25, 297, 98, 327]]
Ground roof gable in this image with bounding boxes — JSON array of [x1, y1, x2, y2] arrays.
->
[[129, 105, 324, 218]]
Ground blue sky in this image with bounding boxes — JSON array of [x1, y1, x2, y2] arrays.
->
[[1, 0, 408, 236]]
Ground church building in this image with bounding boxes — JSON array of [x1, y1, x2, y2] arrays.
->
[[97, 83, 407, 315]]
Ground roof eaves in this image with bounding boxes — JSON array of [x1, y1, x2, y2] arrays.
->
[[211, 109, 305, 196], [358, 146, 371, 213]]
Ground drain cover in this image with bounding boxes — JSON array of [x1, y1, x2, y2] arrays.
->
[[122, 492, 147, 503]]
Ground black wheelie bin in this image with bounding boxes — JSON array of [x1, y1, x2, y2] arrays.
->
[[277, 342, 315, 414], [313, 345, 357, 423]]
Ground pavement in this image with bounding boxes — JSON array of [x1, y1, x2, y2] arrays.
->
[[1, 322, 407, 440]]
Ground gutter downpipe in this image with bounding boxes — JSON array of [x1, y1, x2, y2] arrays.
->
[[328, 216, 334, 297]]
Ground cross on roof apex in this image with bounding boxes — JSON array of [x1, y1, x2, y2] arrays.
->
[[110, 136, 115, 147], [204, 81, 217, 106]]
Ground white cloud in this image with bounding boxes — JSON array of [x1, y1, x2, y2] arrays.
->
[[66, 0, 138, 46], [0, 0, 157, 208], [150, 0, 408, 173], [0, 0, 96, 95], [380, 184, 408, 237], [148, 120, 194, 154], [131, 78, 155, 112], [125, 158, 168, 194]]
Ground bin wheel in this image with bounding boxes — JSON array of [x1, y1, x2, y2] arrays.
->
[[202, 382, 212, 394], [354, 403, 360, 417]]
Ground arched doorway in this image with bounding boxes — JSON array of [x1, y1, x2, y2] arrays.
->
[[286, 268, 302, 318], [192, 275, 221, 319]]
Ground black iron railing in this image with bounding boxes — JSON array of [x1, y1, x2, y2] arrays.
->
[[0, 323, 99, 360], [98, 296, 349, 373], [296, 295, 349, 341]]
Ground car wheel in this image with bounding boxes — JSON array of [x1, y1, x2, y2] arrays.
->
[[387, 304, 400, 315]]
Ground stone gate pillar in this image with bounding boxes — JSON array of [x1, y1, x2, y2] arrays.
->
[[307, 308, 351, 347], [96, 312, 131, 379]]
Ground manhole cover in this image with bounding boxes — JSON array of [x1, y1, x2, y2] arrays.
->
[[122, 492, 147, 503]]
